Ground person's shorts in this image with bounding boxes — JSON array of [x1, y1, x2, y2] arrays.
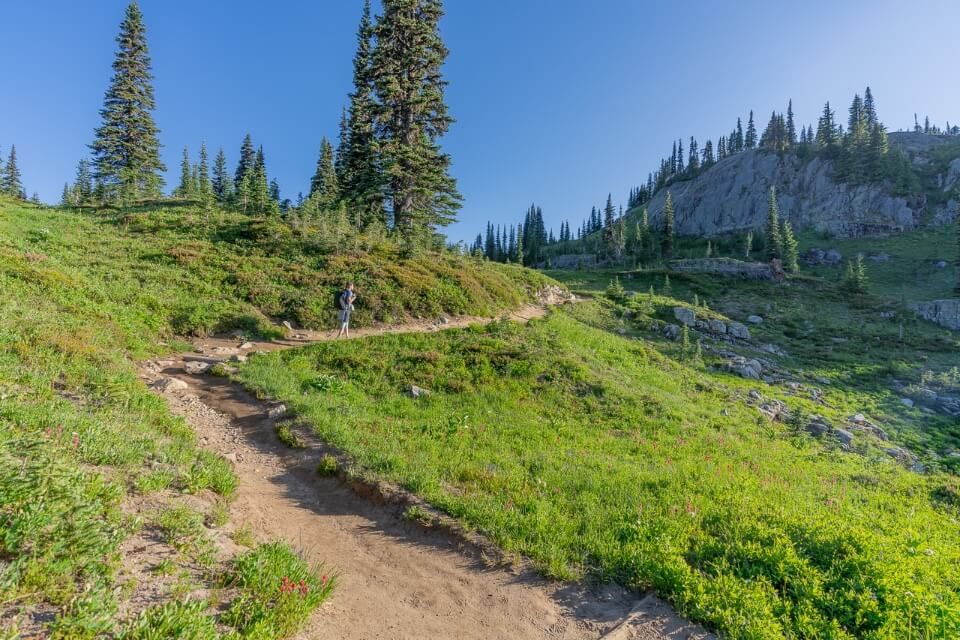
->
[[339, 309, 352, 324]]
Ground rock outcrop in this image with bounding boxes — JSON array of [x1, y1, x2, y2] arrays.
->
[[638, 133, 959, 238], [669, 258, 780, 280], [911, 299, 960, 331]]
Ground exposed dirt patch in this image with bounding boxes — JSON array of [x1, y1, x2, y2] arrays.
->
[[137, 306, 713, 640]]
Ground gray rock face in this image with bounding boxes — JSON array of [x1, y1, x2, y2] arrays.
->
[[747, 315, 763, 325], [663, 324, 681, 341], [151, 377, 188, 394], [184, 361, 211, 375], [728, 322, 751, 340], [640, 132, 960, 238], [727, 357, 762, 379], [911, 299, 960, 331], [805, 415, 853, 448], [669, 258, 778, 280], [673, 307, 696, 326], [707, 319, 727, 334]]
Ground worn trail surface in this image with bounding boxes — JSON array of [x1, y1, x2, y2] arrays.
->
[[142, 305, 713, 640]]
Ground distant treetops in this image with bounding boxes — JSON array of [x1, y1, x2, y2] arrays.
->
[[0, 145, 26, 200], [71, 0, 461, 252]]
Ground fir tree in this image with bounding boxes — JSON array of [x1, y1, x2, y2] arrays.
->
[[661, 191, 675, 259], [735, 117, 744, 152], [786, 99, 797, 147], [335, 105, 349, 182], [212, 147, 232, 203], [863, 86, 877, 127], [780, 220, 799, 272], [343, 0, 384, 226], [61, 183, 72, 206], [176, 146, 193, 198], [269, 178, 281, 203], [816, 102, 838, 150], [309, 137, 340, 209], [2, 145, 24, 199], [234, 134, 256, 192], [745, 111, 757, 149], [90, 2, 165, 202], [371, 0, 462, 242], [765, 186, 783, 260], [197, 142, 211, 197], [74, 158, 93, 202]]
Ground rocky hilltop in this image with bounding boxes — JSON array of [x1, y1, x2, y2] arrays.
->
[[639, 132, 960, 238]]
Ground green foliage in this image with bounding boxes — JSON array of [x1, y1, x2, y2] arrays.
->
[[316, 455, 339, 477], [223, 542, 336, 638], [90, 3, 165, 202], [234, 308, 960, 638], [661, 191, 675, 259], [780, 220, 799, 272], [604, 276, 626, 302], [843, 254, 870, 294], [1, 145, 24, 199], [121, 600, 218, 640], [765, 186, 783, 259]]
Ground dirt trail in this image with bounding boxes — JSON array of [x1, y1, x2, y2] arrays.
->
[[143, 305, 713, 640]]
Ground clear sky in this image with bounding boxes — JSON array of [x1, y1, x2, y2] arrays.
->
[[2, 1, 958, 242]]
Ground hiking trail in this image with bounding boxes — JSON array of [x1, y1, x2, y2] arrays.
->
[[139, 304, 713, 640]]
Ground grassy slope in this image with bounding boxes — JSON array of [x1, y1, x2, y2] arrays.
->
[[0, 198, 548, 637], [234, 303, 959, 639]]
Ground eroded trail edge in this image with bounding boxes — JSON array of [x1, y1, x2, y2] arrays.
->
[[140, 303, 713, 640]]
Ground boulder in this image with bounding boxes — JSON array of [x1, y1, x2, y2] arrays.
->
[[238, 341, 255, 350], [663, 324, 681, 341], [184, 361, 211, 375], [911, 299, 960, 331], [728, 357, 762, 380], [804, 248, 844, 266], [267, 404, 288, 419], [805, 415, 853, 447], [728, 322, 751, 340], [847, 413, 889, 441], [409, 385, 431, 398], [747, 315, 764, 325], [230, 354, 248, 363], [673, 307, 696, 326], [151, 377, 188, 394], [901, 397, 915, 407], [707, 319, 727, 334]]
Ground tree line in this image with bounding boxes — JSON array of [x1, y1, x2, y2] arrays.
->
[[64, 0, 461, 253]]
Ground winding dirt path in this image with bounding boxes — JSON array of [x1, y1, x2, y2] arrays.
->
[[142, 305, 713, 640]]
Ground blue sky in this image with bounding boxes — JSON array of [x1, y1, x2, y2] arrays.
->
[[2, 1, 958, 242]]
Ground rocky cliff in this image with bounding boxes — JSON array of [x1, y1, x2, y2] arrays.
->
[[638, 132, 960, 238]]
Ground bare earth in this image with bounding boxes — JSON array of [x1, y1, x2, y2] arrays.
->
[[141, 305, 714, 640]]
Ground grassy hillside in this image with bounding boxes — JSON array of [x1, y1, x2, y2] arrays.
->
[[0, 197, 550, 637], [233, 303, 960, 639]]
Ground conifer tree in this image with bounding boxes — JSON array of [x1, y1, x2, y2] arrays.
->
[[863, 87, 877, 127], [745, 111, 757, 149], [335, 106, 349, 182], [343, 0, 384, 226], [90, 2, 165, 202], [371, 0, 461, 243], [61, 183, 72, 206], [661, 191, 675, 259], [212, 147, 232, 203], [955, 215, 960, 295], [234, 134, 256, 192], [2, 145, 24, 199], [176, 146, 193, 198], [197, 142, 211, 197], [786, 99, 797, 147], [765, 186, 783, 259], [73, 158, 93, 203], [309, 137, 340, 209], [781, 220, 799, 272], [735, 117, 744, 152], [516, 222, 524, 265], [269, 178, 281, 203], [816, 102, 838, 150]]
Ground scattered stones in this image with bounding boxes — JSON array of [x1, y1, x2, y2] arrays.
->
[[884, 446, 921, 470], [151, 377, 188, 394], [868, 253, 891, 262], [805, 415, 853, 448], [536, 285, 576, 305], [803, 248, 843, 266], [847, 413, 889, 441], [760, 343, 788, 356], [878, 311, 896, 320], [746, 315, 764, 325], [184, 361, 211, 375], [212, 346, 239, 355], [758, 400, 789, 421], [728, 322, 751, 340], [238, 342, 255, 350], [436, 315, 450, 325], [748, 389, 763, 401], [409, 385, 431, 398], [230, 354, 248, 363], [673, 307, 696, 327]]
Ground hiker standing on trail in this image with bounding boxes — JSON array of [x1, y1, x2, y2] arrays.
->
[[336, 282, 356, 339]]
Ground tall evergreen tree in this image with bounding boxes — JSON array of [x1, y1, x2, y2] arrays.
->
[[781, 220, 799, 272], [816, 102, 838, 150], [335, 106, 349, 182], [661, 192, 675, 260], [863, 86, 877, 127], [1, 145, 24, 199], [309, 137, 340, 209], [73, 158, 93, 202], [197, 142, 211, 197], [786, 99, 797, 147], [212, 147, 232, 203], [90, 2, 165, 202], [176, 146, 193, 197], [745, 111, 757, 149], [371, 0, 461, 242], [343, 0, 384, 227], [234, 134, 256, 192], [735, 117, 744, 152], [765, 186, 783, 260]]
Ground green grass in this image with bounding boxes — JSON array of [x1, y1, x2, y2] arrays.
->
[[233, 306, 960, 639], [0, 195, 551, 635]]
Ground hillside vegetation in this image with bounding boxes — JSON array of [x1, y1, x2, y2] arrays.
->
[[233, 302, 960, 639], [0, 196, 550, 637]]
